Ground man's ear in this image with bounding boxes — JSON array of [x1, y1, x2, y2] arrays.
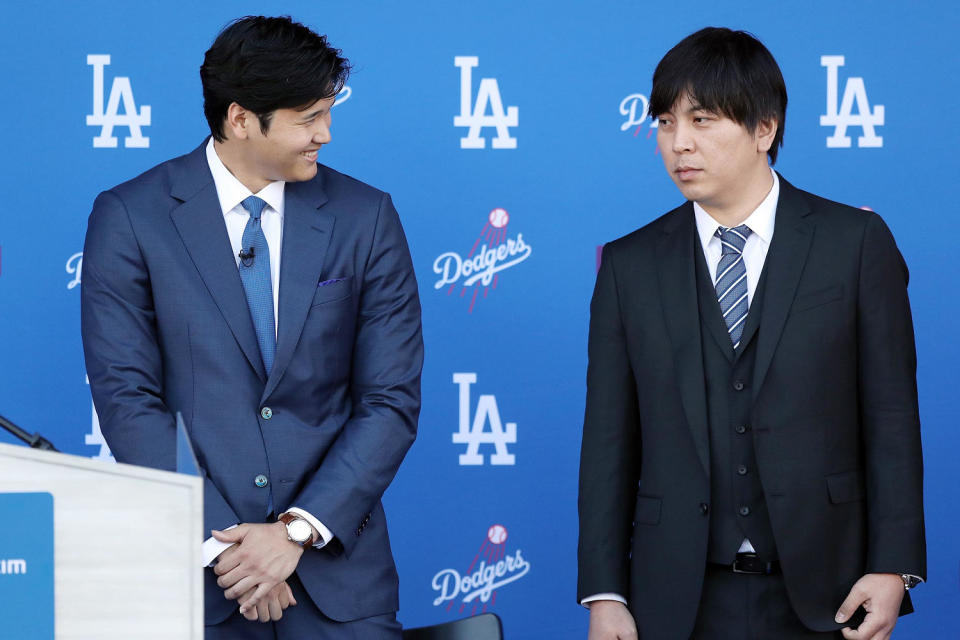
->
[[755, 117, 778, 154], [224, 102, 251, 141]]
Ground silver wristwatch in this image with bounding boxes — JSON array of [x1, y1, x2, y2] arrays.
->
[[279, 513, 314, 547], [900, 574, 921, 590]]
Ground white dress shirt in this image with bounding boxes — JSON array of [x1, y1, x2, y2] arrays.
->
[[200, 138, 333, 567], [582, 169, 779, 607], [694, 169, 779, 308]]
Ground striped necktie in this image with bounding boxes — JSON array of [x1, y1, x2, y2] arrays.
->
[[714, 224, 752, 349]]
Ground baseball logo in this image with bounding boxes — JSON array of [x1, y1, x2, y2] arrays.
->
[[487, 524, 508, 544], [488, 208, 509, 229]]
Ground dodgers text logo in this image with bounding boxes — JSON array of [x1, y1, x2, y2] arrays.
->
[[620, 92, 659, 147], [66, 252, 83, 289], [454, 56, 518, 149], [431, 524, 530, 615], [87, 54, 151, 148], [433, 208, 531, 313], [334, 85, 352, 106], [452, 373, 516, 466], [820, 55, 884, 148]]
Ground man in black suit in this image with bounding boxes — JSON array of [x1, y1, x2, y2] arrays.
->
[[577, 28, 924, 639]]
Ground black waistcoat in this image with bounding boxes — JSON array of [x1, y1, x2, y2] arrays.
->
[[694, 239, 779, 564]]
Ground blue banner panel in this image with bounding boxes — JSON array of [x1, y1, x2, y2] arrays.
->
[[0, 2, 957, 638], [0, 492, 54, 639]]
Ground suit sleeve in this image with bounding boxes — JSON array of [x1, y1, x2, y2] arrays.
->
[[81, 190, 240, 536], [288, 193, 423, 555], [577, 244, 640, 602], [856, 213, 925, 579]]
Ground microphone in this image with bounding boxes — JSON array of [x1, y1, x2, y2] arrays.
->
[[0, 413, 59, 452], [239, 246, 255, 267]]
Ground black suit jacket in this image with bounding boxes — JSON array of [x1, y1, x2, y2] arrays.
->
[[577, 175, 925, 638]]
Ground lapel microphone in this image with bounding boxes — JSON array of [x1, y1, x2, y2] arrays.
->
[[239, 246, 256, 267]]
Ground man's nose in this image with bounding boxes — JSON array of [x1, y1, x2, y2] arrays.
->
[[313, 120, 331, 145], [672, 123, 694, 153]]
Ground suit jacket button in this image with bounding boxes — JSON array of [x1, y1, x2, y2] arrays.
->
[[254, 474, 269, 488], [260, 407, 273, 420], [735, 425, 748, 434], [739, 506, 751, 516], [737, 465, 748, 476], [733, 381, 745, 391], [699, 503, 709, 515]]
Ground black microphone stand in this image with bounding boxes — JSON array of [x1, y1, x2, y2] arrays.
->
[[0, 414, 59, 452]]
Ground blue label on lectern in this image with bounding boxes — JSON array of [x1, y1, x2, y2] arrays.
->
[[0, 492, 54, 639]]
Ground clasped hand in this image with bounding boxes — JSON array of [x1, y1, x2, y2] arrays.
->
[[212, 522, 304, 622]]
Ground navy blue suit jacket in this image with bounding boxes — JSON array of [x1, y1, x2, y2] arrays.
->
[[81, 140, 423, 624]]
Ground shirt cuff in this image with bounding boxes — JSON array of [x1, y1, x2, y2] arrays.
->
[[202, 524, 238, 567], [580, 593, 628, 608], [285, 507, 334, 549]]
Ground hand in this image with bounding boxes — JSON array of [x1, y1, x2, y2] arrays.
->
[[835, 573, 905, 640], [588, 600, 638, 640], [212, 522, 304, 614], [238, 580, 297, 622]]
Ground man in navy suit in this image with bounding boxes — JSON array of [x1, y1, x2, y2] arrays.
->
[[81, 16, 422, 638]]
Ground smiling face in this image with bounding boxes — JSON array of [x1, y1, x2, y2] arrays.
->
[[656, 93, 775, 220], [246, 97, 334, 184], [218, 96, 335, 192]]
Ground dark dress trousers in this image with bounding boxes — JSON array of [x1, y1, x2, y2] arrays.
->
[[577, 175, 925, 639], [81, 140, 423, 630]]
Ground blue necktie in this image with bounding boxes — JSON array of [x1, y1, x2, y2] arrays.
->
[[238, 196, 276, 374], [714, 225, 752, 349]]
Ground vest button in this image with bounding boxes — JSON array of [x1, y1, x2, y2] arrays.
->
[[261, 407, 273, 420], [738, 506, 751, 516], [699, 503, 709, 516], [735, 425, 748, 434], [733, 381, 745, 391], [737, 465, 748, 476], [254, 474, 269, 488]]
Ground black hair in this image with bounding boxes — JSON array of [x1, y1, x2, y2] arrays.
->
[[200, 15, 350, 142], [649, 27, 787, 164]]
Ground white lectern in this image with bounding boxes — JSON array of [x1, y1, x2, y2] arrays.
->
[[0, 442, 203, 639]]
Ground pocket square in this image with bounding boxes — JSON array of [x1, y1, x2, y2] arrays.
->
[[318, 277, 348, 287]]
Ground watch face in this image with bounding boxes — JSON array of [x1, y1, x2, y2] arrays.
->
[[287, 519, 312, 544]]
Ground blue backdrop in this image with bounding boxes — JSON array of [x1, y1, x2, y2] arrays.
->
[[0, 1, 957, 637]]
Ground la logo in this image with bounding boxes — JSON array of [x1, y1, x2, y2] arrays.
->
[[84, 375, 114, 461], [86, 54, 151, 148], [454, 57, 518, 149], [819, 55, 884, 148], [452, 373, 517, 465]]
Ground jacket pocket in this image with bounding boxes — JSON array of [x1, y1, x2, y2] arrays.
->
[[826, 470, 865, 504], [311, 276, 353, 306], [633, 494, 662, 526], [790, 284, 843, 314]]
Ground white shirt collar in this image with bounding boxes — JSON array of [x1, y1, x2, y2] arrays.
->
[[205, 137, 285, 217], [693, 168, 779, 247]]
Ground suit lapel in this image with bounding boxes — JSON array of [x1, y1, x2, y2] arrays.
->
[[169, 142, 267, 382], [751, 175, 815, 400], [262, 174, 333, 400], [656, 205, 710, 479]]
